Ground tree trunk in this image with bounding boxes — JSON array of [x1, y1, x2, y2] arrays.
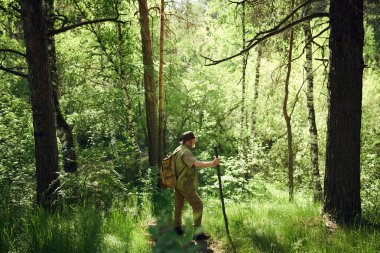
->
[[251, 46, 261, 136], [46, 0, 77, 173], [303, 7, 322, 203], [158, 0, 165, 162], [117, 22, 142, 183], [283, 0, 294, 202], [21, 0, 59, 208], [138, 0, 158, 166], [324, 0, 364, 225], [55, 97, 78, 173], [240, 2, 247, 155]]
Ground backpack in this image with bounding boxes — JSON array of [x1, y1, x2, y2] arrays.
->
[[159, 152, 178, 188]]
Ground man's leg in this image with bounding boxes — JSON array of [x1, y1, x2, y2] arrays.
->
[[183, 191, 203, 227], [174, 188, 185, 228]]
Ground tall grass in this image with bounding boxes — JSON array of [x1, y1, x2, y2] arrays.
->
[[100, 198, 152, 253], [0, 198, 152, 253], [1, 186, 379, 252], [203, 189, 380, 253]]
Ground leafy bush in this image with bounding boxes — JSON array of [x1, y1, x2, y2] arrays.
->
[[149, 217, 200, 253], [57, 162, 127, 209]]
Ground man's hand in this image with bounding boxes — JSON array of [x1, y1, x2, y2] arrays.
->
[[213, 157, 221, 166]]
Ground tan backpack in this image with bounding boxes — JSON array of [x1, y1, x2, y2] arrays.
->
[[159, 152, 178, 188]]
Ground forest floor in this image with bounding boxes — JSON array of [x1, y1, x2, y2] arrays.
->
[[148, 220, 225, 252], [194, 238, 225, 253], [2, 189, 379, 252]]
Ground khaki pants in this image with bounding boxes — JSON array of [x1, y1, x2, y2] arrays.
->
[[174, 188, 203, 227]]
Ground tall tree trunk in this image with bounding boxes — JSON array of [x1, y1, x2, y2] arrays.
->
[[137, 78, 148, 149], [107, 111, 118, 162], [303, 7, 322, 203], [46, 0, 77, 173], [283, 0, 294, 202], [21, 0, 59, 208], [138, 0, 158, 166], [117, 22, 142, 183], [324, 0, 364, 225], [158, 0, 165, 161], [248, 46, 261, 175], [251, 46, 261, 136], [240, 2, 247, 155]]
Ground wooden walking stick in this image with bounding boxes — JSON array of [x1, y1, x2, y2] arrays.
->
[[214, 145, 235, 252]]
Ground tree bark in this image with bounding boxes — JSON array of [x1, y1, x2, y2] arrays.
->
[[324, 0, 364, 225], [240, 2, 247, 155], [251, 46, 261, 136], [138, 0, 158, 166], [21, 0, 59, 208], [158, 0, 165, 161], [46, 0, 77, 173], [303, 6, 322, 203], [283, 0, 294, 202]]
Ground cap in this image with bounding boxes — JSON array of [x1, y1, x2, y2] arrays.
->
[[181, 131, 195, 143]]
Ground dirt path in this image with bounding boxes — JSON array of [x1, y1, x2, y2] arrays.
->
[[194, 238, 224, 253], [148, 220, 225, 253]]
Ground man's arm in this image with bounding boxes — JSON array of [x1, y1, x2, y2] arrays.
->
[[194, 158, 221, 169]]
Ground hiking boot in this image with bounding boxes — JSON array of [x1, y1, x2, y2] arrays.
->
[[193, 232, 210, 241], [175, 226, 184, 236]]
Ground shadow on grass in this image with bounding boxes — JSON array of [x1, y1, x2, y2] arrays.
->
[[246, 229, 286, 253], [28, 206, 103, 253]]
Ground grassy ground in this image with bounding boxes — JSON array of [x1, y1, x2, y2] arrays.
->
[[1, 190, 379, 252], [202, 189, 380, 253], [1, 199, 152, 253]]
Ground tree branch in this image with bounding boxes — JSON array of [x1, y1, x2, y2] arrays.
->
[[242, 0, 318, 44], [203, 12, 329, 66], [0, 65, 28, 78], [0, 49, 26, 57], [291, 25, 329, 63], [228, 0, 264, 5], [0, 3, 21, 14], [49, 16, 124, 35]]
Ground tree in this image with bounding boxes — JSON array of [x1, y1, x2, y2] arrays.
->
[[303, 3, 322, 202], [138, 0, 159, 166], [46, 0, 77, 173], [250, 45, 261, 136], [158, 0, 165, 161], [324, 0, 364, 225], [21, 0, 59, 208], [283, 0, 295, 202], [240, 1, 248, 156], [116, 21, 143, 185]]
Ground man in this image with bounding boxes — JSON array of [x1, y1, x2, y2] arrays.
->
[[173, 131, 221, 240]]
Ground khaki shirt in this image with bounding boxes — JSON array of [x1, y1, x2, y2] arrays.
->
[[174, 145, 198, 193]]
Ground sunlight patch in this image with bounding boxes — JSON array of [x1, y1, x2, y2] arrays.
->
[[103, 234, 126, 248]]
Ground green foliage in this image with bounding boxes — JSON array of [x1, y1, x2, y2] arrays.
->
[[0, 0, 380, 251], [0, 85, 34, 170], [361, 68, 380, 224], [199, 155, 274, 200], [149, 218, 200, 253], [57, 162, 127, 208], [0, 84, 35, 252]]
